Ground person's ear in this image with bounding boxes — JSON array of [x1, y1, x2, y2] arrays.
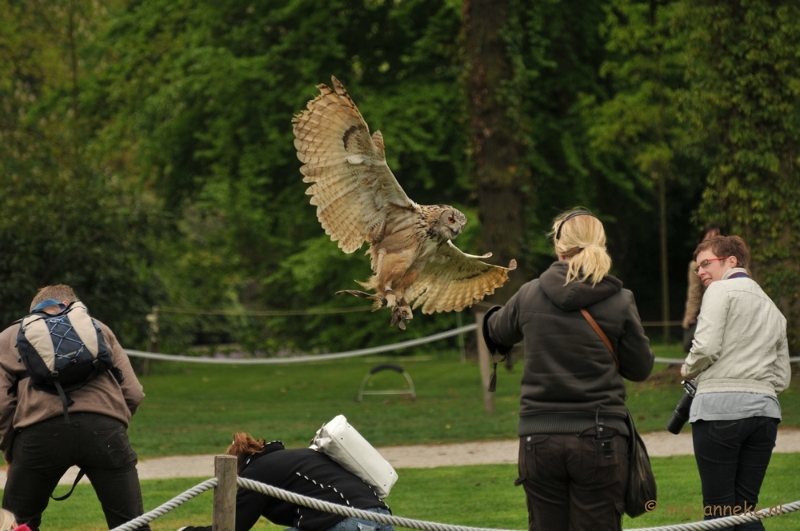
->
[[727, 256, 738, 269]]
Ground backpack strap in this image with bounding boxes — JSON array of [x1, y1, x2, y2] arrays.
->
[[52, 381, 74, 424], [31, 299, 67, 312], [51, 469, 85, 501], [579, 308, 619, 371]]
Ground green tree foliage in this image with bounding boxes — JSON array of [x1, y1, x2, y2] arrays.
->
[[494, 0, 701, 332], [8, 0, 796, 356], [580, 0, 696, 340], [679, 1, 800, 351], [98, 0, 472, 351], [0, 0, 161, 343]]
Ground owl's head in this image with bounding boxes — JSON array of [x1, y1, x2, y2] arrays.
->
[[435, 206, 467, 240]]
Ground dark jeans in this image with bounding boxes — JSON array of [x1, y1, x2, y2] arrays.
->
[[2, 413, 150, 531], [692, 416, 779, 531], [518, 429, 628, 531]]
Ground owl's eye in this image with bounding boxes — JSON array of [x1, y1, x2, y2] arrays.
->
[[448, 217, 455, 223]]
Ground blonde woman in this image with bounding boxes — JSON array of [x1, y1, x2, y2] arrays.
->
[[482, 208, 654, 531], [0, 508, 29, 531]]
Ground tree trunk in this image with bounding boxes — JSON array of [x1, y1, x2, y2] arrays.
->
[[657, 170, 670, 344], [463, 0, 528, 302]]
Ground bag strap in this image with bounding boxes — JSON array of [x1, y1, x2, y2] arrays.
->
[[53, 381, 73, 424], [579, 308, 619, 371], [51, 469, 85, 501]]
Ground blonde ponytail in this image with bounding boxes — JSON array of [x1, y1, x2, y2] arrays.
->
[[551, 209, 612, 286]]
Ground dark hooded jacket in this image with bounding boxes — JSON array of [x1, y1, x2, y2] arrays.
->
[[186, 441, 389, 531], [484, 261, 654, 436]]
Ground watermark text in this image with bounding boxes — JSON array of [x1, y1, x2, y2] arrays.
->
[[646, 500, 784, 520]]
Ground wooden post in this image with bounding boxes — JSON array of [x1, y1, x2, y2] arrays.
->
[[144, 305, 159, 376], [474, 311, 495, 414], [456, 311, 466, 363], [213, 455, 237, 531]]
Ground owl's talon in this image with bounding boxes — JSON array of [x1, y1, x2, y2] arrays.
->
[[336, 289, 372, 299], [389, 305, 413, 330]]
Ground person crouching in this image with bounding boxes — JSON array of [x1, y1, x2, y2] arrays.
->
[[177, 433, 393, 531]]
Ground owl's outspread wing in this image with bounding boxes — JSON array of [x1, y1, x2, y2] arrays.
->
[[294, 77, 517, 329], [407, 241, 517, 314], [292, 76, 417, 253]]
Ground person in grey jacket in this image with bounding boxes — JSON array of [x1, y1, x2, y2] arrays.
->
[[482, 209, 654, 531], [681, 235, 790, 530]]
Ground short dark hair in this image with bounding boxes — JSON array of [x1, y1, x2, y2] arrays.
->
[[30, 285, 78, 311], [693, 235, 749, 269]]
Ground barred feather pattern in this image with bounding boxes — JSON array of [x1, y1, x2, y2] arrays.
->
[[292, 76, 517, 322], [292, 77, 416, 254]]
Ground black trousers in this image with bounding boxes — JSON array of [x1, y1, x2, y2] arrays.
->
[[2, 413, 150, 531], [692, 416, 779, 531], [518, 428, 628, 531]]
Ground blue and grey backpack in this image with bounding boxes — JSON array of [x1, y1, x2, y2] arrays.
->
[[15, 299, 124, 424]]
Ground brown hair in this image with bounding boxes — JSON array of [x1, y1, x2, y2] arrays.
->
[[550, 209, 612, 286], [226, 432, 267, 473], [693, 235, 749, 269], [30, 284, 78, 311]]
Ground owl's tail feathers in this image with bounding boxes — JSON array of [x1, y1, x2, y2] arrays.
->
[[335, 290, 387, 311]]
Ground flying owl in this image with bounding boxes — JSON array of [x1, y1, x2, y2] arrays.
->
[[292, 77, 517, 330]]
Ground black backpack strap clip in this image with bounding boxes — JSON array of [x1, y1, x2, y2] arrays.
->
[[110, 367, 124, 384], [53, 381, 74, 424], [51, 469, 85, 501]]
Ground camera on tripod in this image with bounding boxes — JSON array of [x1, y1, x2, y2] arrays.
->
[[666, 379, 697, 434]]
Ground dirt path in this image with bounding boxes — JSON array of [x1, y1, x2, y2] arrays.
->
[[5, 429, 799, 489]]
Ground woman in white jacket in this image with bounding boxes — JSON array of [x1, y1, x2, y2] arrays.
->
[[681, 235, 791, 530]]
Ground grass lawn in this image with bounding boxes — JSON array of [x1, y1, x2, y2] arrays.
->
[[116, 343, 799, 458], [8, 454, 799, 531], [3, 342, 798, 530]]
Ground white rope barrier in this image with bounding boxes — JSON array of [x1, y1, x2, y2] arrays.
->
[[127, 322, 799, 365], [239, 479, 800, 531], [108, 474, 799, 531], [109, 478, 218, 531], [156, 306, 372, 316], [237, 477, 517, 531], [125, 324, 478, 364]]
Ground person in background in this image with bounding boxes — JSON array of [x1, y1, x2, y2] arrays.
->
[[0, 285, 149, 531], [681, 235, 790, 530], [682, 223, 724, 353], [177, 432, 393, 531], [481, 208, 654, 531], [0, 508, 30, 531]]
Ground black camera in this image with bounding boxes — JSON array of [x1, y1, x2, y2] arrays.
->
[[666, 380, 697, 434]]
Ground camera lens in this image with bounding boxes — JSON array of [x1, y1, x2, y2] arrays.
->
[[666, 393, 694, 434]]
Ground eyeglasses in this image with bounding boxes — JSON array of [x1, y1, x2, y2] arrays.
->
[[694, 257, 728, 275]]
